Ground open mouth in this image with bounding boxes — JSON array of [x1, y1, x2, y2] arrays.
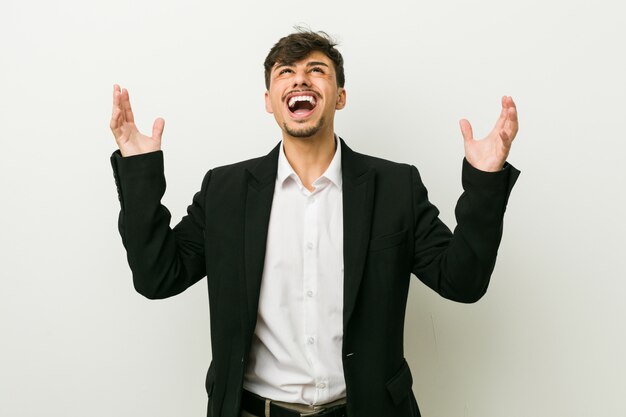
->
[[286, 93, 318, 119]]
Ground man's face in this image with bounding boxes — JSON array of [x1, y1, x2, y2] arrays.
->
[[265, 51, 346, 139]]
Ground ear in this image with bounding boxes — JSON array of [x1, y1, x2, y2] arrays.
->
[[335, 87, 347, 110], [264, 91, 273, 114]]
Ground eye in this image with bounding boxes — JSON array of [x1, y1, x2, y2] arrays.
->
[[278, 68, 293, 75], [311, 67, 325, 73]]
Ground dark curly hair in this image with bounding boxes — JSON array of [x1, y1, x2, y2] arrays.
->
[[263, 29, 345, 89]]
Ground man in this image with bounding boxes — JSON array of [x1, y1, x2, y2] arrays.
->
[[110, 30, 519, 417]]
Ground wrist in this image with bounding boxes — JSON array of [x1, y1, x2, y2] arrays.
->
[[466, 158, 504, 172]]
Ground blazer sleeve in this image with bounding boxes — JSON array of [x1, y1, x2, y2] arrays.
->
[[110, 150, 210, 299], [411, 158, 520, 303]]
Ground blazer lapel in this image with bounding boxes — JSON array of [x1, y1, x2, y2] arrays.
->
[[243, 142, 280, 332], [340, 138, 376, 328]]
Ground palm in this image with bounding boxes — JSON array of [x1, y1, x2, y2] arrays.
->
[[459, 96, 519, 172], [110, 84, 164, 157]]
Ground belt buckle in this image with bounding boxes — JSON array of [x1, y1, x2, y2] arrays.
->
[[299, 404, 331, 417], [300, 411, 321, 417], [299, 405, 326, 417]]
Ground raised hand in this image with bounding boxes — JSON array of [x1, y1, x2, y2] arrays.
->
[[110, 84, 165, 157], [459, 96, 519, 172]]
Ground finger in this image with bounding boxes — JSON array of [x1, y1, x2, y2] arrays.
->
[[112, 85, 122, 119], [500, 102, 517, 147], [459, 119, 474, 143], [152, 117, 165, 142], [501, 95, 516, 117], [507, 99, 518, 122], [507, 95, 516, 109], [110, 107, 123, 138], [499, 129, 513, 148], [112, 84, 121, 110], [494, 95, 508, 130], [504, 104, 519, 140], [121, 88, 135, 124], [110, 106, 121, 129]]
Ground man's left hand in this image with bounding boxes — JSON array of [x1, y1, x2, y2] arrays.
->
[[459, 96, 519, 172]]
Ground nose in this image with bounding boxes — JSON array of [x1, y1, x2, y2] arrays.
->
[[292, 68, 311, 88]]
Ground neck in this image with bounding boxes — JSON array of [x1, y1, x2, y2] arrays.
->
[[282, 128, 337, 192]]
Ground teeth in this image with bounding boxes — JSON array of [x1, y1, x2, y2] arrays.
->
[[288, 95, 317, 108]]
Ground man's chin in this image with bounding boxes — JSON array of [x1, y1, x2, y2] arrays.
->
[[283, 118, 325, 138]]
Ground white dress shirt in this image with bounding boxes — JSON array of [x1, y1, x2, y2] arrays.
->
[[243, 138, 346, 405]]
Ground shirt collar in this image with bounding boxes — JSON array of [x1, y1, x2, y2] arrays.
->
[[277, 136, 343, 190]]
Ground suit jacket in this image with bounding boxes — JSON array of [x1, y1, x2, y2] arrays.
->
[[110, 138, 520, 417]]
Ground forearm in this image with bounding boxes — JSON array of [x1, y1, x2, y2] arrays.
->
[[111, 150, 207, 299], [412, 158, 520, 302]]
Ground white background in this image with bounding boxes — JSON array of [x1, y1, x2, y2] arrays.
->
[[1, 0, 625, 416]]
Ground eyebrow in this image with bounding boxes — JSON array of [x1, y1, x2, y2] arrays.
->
[[305, 61, 329, 68], [274, 61, 330, 71]]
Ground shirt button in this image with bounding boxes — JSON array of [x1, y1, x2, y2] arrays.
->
[[307, 337, 315, 344], [306, 242, 314, 250], [307, 290, 314, 297], [316, 382, 326, 389], [309, 197, 316, 204]]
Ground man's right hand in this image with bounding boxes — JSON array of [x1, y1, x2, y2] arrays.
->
[[110, 84, 164, 157]]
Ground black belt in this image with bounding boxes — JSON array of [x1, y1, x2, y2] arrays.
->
[[242, 390, 347, 417]]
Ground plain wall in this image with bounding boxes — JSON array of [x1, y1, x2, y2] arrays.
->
[[1, 0, 625, 416]]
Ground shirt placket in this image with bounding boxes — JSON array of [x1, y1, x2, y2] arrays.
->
[[302, 185, 328, 403]]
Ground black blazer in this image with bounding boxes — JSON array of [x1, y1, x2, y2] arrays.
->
[[110, 138, 519, 417]]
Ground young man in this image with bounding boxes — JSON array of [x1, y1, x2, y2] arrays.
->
[[110, 30, 520, 417]]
